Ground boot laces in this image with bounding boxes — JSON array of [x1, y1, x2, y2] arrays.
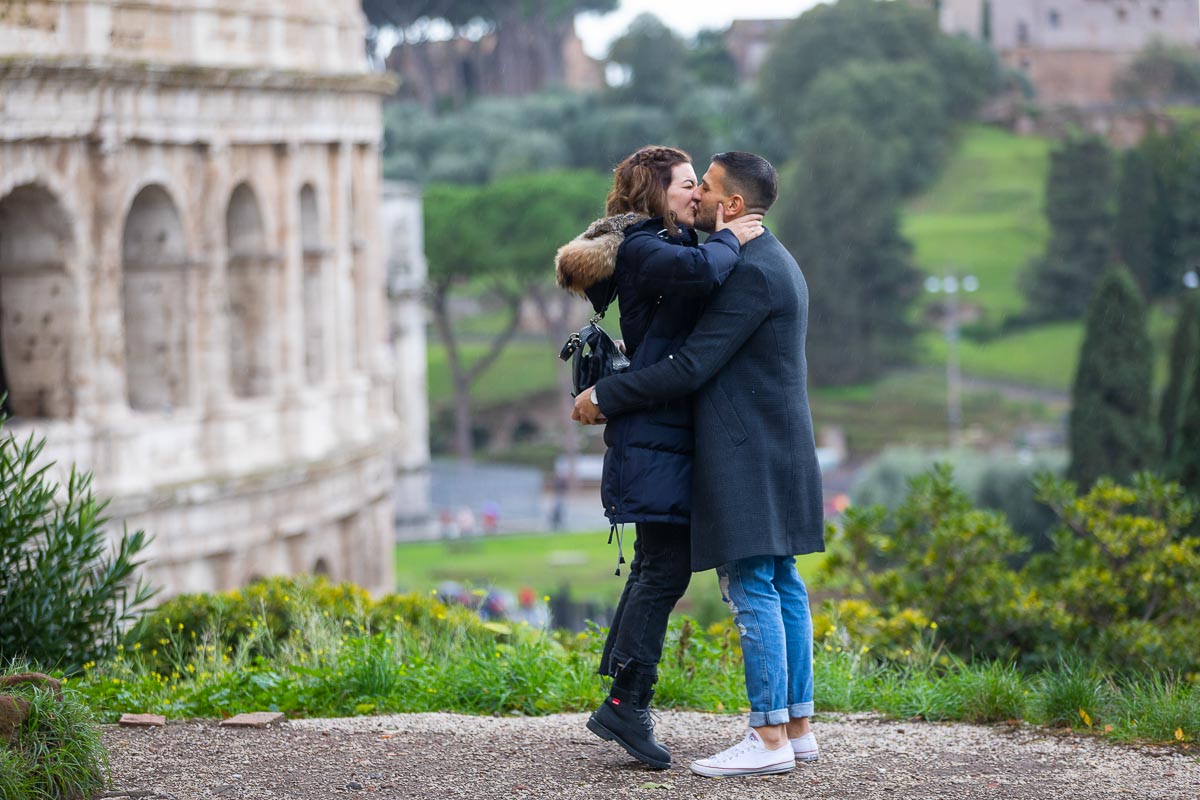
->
[[636, 706, 661, 732]]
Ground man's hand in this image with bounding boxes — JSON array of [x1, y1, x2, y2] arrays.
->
[[572, 386, 607, 425]]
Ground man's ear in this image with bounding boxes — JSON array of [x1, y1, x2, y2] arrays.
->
[[724, 194, 746, 216]]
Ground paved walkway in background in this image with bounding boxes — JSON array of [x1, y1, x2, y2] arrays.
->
[[102, 711, 1200, 800]]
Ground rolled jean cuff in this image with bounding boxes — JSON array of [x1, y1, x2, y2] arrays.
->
[[789, 701, 814, 719], [749, 708, 790, 727]]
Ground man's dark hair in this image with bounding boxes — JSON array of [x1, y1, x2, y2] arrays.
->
[[711, 151, 778, 213]]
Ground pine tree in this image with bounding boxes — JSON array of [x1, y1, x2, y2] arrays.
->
[[1114, 147, 1158, 296], [1022, 135, 1115, 320], [1161, 294, 1199, 465], [774, 118, 921, 386], [1067, 266, 1158, 490]]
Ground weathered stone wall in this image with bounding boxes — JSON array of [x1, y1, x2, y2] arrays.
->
[[0, 0, 431, 597]]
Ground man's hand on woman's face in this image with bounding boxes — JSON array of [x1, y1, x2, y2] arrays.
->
[[715, 203, 764, 245], [572, 387, 606, 425]]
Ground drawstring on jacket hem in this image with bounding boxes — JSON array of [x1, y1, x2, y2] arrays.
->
[[608, 523, 627, 576]]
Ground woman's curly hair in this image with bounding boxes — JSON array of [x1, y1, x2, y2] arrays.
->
[[606, 145, 692, 237]]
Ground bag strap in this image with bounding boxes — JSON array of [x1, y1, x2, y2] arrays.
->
[[591, 279, 619, 325]]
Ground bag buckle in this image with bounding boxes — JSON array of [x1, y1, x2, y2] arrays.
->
[[558, 332, 582, 362]]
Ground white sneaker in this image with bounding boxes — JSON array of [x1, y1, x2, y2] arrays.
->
[[689, 730, 796, 778], [790, 732, 819, 762]]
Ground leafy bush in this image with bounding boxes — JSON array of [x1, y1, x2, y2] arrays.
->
[[124, 575, 483, 674], [827, 465, 1048, 662], [829, 464, 1200, 676], [0, 417, 156, 674], [1, 669, 108, 799], [1029, 473, 1200, 675]]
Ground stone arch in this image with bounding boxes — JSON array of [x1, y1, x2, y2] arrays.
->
[[299, 183, 327, 384], [225, 182, 274, 397], [0, 183, 79, 419], [122, 184, 190, 411], [312, 557, 332, 576]]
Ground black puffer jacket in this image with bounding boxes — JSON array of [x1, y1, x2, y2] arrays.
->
[[555, 215, 741, 524]]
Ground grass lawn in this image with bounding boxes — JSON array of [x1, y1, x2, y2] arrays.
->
[[394, 530, 826, 621], [811, 367, 1062, 454], [915, 307, 1177, 394], [903, 125, 1051, 327], [427, 338, 561, 411], [920, 324, 1083, 392]]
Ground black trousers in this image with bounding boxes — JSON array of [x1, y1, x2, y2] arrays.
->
[[599, 522, 692, 681]]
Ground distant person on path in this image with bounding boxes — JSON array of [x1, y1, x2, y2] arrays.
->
[[555, 145, 764, 770], [573, 152, 825, 778]]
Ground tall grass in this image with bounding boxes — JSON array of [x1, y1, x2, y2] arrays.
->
[[61, 588, 1200, 750], [1, 669, 109, 800]]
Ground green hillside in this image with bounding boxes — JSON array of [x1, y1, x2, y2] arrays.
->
[[904, 124, 1051, 325]]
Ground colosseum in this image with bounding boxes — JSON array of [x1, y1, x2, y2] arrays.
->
[[0, 0, 430, 596]]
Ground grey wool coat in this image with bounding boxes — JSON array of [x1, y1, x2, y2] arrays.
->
[[594, 229, 826, 572]]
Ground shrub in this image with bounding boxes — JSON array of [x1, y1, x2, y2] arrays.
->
[[851, 447, 1065, 549], [1, 668, 109, 799], [1030, 472, 1200, 674], [826, 464, 1047, 662], [124, 575, 488, 675], [0, 416, 156, 674]]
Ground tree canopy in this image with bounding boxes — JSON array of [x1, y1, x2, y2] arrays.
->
[[774, 118, 920, 386]]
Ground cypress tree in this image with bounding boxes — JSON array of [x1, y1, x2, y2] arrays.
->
[[1172, 132, 1200, 284], [1114, 147, 1158, 297], [1022, 135, 1115, 321], [1161, 294, 1199, 465], [1067, 266, 1158, 490], [1141, 130, 1185, 296]]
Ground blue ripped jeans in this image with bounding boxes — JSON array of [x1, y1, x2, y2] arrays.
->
[[716, 555, 814, 727]]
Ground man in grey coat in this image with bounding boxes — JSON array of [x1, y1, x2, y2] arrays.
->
[[574, 151, 825, 777]]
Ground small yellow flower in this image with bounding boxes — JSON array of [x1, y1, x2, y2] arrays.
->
[[929, 622, 938, 630], [132, 642, 141, 651], [543, 595, 550, 603]]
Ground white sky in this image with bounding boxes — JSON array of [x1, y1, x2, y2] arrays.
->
[[575, 0, 829, 59]]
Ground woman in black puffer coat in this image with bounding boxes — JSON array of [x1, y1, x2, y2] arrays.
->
[[555, 146, 763, 769]]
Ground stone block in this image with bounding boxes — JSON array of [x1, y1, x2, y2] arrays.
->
[[220, 711, 285, 728], [118, 713, 166, 727]]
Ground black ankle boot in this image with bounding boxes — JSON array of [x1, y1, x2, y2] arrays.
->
[[586, 669, 670, 769]]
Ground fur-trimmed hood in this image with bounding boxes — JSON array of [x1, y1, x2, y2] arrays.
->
[[554, 212, 649, 295]]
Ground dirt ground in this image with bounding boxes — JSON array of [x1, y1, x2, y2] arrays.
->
[[101, 711, 1200, 800]]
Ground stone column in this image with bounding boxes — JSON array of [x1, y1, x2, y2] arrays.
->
[[275, 141, 304, 396], [87, 133, 131, 421], [198, 140, 233, 408]]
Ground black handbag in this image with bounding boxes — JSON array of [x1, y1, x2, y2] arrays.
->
[[558, 286, 629, 397]]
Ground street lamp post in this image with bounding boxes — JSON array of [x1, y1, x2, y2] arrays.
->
[[925, 273, 979, 449]]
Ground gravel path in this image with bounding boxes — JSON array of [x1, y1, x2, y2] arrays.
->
[[102, 712, 1200, 800]]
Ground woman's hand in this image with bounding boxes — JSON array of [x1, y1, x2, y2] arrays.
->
[[714, 203, 765, 245]]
